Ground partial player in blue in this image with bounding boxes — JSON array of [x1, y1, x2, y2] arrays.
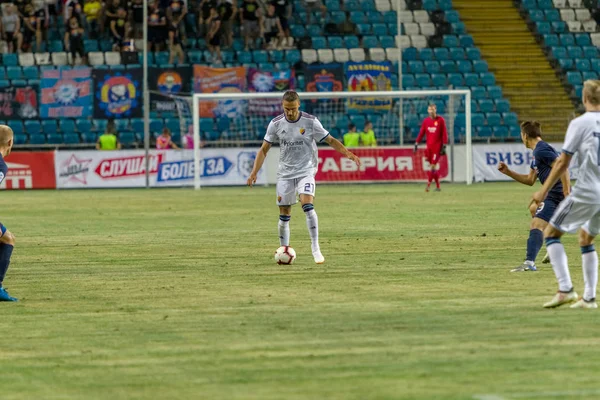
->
[[0, 125, 17, 301], [498, 121, 571, 272]]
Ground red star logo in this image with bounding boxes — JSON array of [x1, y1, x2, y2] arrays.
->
[[59, 154, 93, 185]]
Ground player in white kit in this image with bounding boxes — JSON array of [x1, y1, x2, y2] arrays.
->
[[531, 80, 600, 309], [247, 91, 361, 264]]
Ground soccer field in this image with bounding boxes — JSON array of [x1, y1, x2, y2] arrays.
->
[[1, 183, 599, 400]]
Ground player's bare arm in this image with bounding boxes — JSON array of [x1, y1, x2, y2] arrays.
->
[[498, 162, 537, 186], [247, 141, 272, 187], [532, 152, 572, 206], [324, 135, 361, 166]]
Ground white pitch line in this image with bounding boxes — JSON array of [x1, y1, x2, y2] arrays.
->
[[474, 389, 600, 400]]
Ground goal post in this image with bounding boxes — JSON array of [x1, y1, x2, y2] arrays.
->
[[191, 89, 472, 189]]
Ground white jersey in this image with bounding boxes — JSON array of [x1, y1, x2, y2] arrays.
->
[[563, 111, 600, 203], [264, 112, 330, 180]]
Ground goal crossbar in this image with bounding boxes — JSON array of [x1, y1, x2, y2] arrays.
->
[[192, 89, 472, 189]]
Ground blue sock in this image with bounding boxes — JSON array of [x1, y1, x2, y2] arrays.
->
[[526, 229, 544, 263], [0, 244, 14, 287]]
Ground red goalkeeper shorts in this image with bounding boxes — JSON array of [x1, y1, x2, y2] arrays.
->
[[425, 147, 442, 166]]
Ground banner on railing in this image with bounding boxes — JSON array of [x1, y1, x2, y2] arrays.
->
[[0, 83, 39, 120], [345, 61, 393, 112], [305, 63, 344, 92], [316, 147, 448, 182], [1, 151, 56, 189], [40, 67, 91, 118], [247, 68, 296, 116], [149, 66, 192, 113], [54, 149, 266, 188], [93, 68, 143, 118], [193, 66, 246, 118]]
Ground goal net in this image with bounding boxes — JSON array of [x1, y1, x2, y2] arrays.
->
[[178, 90, 471, 189]]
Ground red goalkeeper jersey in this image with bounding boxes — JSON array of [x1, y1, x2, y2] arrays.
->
[[416, 116, 448, 153]]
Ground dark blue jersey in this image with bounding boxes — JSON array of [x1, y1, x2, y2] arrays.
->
[[531, 141, 563, 200], [0, 154, 7, 185]]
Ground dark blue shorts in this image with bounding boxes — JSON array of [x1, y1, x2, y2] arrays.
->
[[535, 196, 563, 223]]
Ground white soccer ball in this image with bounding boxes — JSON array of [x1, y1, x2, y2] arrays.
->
[[274, 246, 296, 265]]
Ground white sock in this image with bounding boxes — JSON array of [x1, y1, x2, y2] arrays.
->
[[581, 245, 598, 301], [278, 215, 290, 246], [547, 239, 573, 292], [302, 204, 320, 253]]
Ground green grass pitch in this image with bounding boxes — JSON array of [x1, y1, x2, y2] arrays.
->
[[1, 183, 600, 400]]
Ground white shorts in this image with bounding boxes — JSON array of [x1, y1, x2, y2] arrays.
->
[[276, 176, 316, 206], [550, 195, 600, 236]]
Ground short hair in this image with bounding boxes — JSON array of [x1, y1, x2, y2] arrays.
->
[[520, 120, 542, 139], [282, 90, 300, 103], [348, 123, 356, 130], [583, 80, 600, 106], [0, 125, 14, 145]]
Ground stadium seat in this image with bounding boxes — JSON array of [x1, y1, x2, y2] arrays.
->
[[472, 86, 486, 100], [402, 48, 416, 61], [7, 121, 23, 135], [149, 119, 164, 133], [448, 73, 464, 87], [431, 73, 447, 86], [59, 119, 76, 134], [286, 50, 301, 64], [551, 46, 568, 59], [473, 60, 488, 72], [477, 127, 492, 138], [575, 33, 591, 47], [372, 23, 388, 36], [403, 74, 416, 87], [46, 133, 63, 145], [120, 132, 137, 147], [130, 118, 144, 133], [488, 86, 503, 100], [42, 120, 58, 134], [312, 36, 327, 50], [440, 60, 456, 73], [479, 99, 495, 113], [434, 47, 449, 60], [425, 61, 440, 73], [18, 53, 35, 66], [75, 119, 92, 133], [452, 21, 467, 34], [583, 46, 598, 58], [493, 126, 510, 138], [6, 66, 22, 80], [457, 60, 473, 73], [334, 48, 350, 62], [529, 10, 545, 22], [301, 49, 318, 64], [495, 99, 511, 113], [559, 33, 576, 46], [444, 10, 460, 23], [466, 48, 481, 60], [24, 120, 41, 135], [567, 71, 583, 85], [449, 47, 465, 60], [486, 113, 501, 127], [443, 35, 459, 47], [318, 49, 334, 63], [553, 21, 567, 33], [545, 9, 560, 22], [81, 132, 98, 143], [544, 34, 560, 47], [350, 11, 366, 23], [363, 36, 380, 48], [576, 58, 591, 70], [538, 0, 553, 9], [327, 37, 344, 49], [3, 54, 18, 66], [22, 66, 38, 80], [290, 25, 306, 37], [480, 72, 496, 86], [415, 73, 431, 87], [472, 113, 485, 127], [93, 119, 108, 132], [536, 22, 552, 34], [369, 48, 386, 62], [252, 50, 269, 63], [503, 112, 518, 126], [63, 133, 80, 144], [419, 48, 433, 60], [105, 52, 121, 65], [380, 36, 395, 48], [459, 35, 474, 47], [582, 71, 597, 81], [408, 60, 424, 73], [29, 134, 46, 145]]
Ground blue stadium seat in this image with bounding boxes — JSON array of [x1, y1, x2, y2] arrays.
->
[[149, 118, 164, 133], [576, 58, 591, 71], [480, 72, 496, 86], [473, 60, 488, 72], [439, 0, 453, 11], [307, 25, 322, 36], [479, 99, 495, 113], [503, 112, 518, 126], [509, 125, 521, 137], [415, 73, 431, 87], [24, 120, 41, 135], [312, 36, 327, 50], [567, 71, 583, 86], [80, 132, 98, 143], [419, 48, 433, 61], [42, 120, 58, 134], [493, 126, 509, 138], [552, 21, 566, 33], [3, 54, 17, 66], [46, 133, 63, 144], [568, 46, 583, 59], [576, 34, 591, 47], [543, 34, 559, 47], [538, 0, 553, 9], [286, 50, 301, 64], [423, 0, 437, 11], [488, 86, 503, 100], [583, 71, 596, 81], [387, 23, 397, 35], [457, 60, 472, 73], [330, 11, 346, 24], [495, 99, 510, 113], [231, 38, 244, 52], [59, 119, 76, 134], [275, 62, 290, 70], [459, 35, 474, 47], [486, 113, 501, 127], [290, 24, 307, 37], [431, 74, 447, 86], [350, 11, 366, 24], [237, 51, 252, 64], [440, 60, 456, 73], [545, 9, 560, 22], [83, 40, 98, 53], [592, 59, 600, 72], [536, 22, 551, 35], [583, 46, 598, 59], [251, 50, 268, 63], [29, 134, 46, 145], [258, 63, 274, 72], [528, 10, 544, 22], [445, 10, 460, 23], [466, 48, 481, 60], [452, 22, 466, 34], [403, 74, 415, 87], [522, 0, 537, 9], [380, 36, 395, 48], [0, 68, 5, 80], [559, 59, 574, 70], [327, 37, 343, 49], [8, 121, 23, 135], [13, 134, 27, 145], [448, 73, 464, 87], [363, 36, 379, 48], [349, 114, 366, 127], [93, 119, 108, 132], [114, 119, 130, 132], [425, 61, 440, 73], [22, 66, 39, 80], [63, 133, 80, 144], [155, 52, 169, 65], [477, 127, 492, 138], [559, 34, 575, 47], [6, 66, 22, 80], [449, 47, 465, 60], [75, 119, 92, 133], [472, 86, 486, 100], [344, 36, 360, 48], [383, 11, 396, 24], [408, 60, 424, 73], [130, 118, 144, 133], [372, 23, 387, 36], [188, 50, 202, 64], [472, 113, 485, 127], [443, 35, 459, 47], [357, 23, 371, 35], [433, 47, 449, 60], [120, 132, 137, 146], [335, 115, 350, 131], [0, 80, 10, 88], [221, 51, 234, 63]]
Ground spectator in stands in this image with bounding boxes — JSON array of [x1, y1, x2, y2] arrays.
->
[[23, 8, 42, 52], [13, 0, 30, 21], [240, 0, 261, 50], [343, 123, 360, 148], [129, 0, 143, 38], [32, 0, 49, 39], [148, 0, 167, 51], [261, 3, 283, 50], [96, 121, 122, 150], [303, 0, 326, 25], [45, 0, 58, 30], [83, 0, 102, 38], [110, 7, 129, 50], [1, 5, 23, 53], [65, 15, 87, 64], [217, 0, 236, 48], [101, 0, 120, 38], [197, 0, 216, 39], [270, 0, 291, 48], [206, 6, 222, 63], [337, 11, 358, 36], [167, 0, 187, 46], [168, 17, 184, 63], [361, 121, 377, 147], [64, 0, 83, 24], [156, 128, 180, 149]]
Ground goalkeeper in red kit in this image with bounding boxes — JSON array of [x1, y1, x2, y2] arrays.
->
[[414, 103, 448, 192]]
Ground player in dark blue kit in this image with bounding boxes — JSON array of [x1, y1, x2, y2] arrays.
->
[[498, 121, 571, 272], [0, 125, 17, 301]]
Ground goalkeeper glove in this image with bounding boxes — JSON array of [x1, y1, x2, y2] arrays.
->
[[413, 144, 418, 154], [440, 145, 446, 156]]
